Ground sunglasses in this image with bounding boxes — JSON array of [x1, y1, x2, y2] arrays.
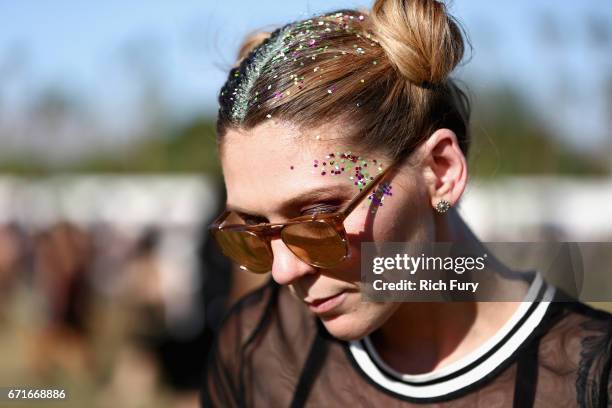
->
[[209, 164, 393, 273]]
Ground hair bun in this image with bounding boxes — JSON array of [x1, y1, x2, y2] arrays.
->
[[370, 0, 465, 85]]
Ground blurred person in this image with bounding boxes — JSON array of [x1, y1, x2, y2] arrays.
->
[[128, 188, 237, 407], [202, 0, 612, 407], [99, 227, 168, 404], [101, 225, 219, 408], [29, 221, 95, 379], [0, 223, 27, 320], [118, 183, 267, 407]]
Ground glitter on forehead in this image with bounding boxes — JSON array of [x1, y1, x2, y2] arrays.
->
[[309, 151, 392, 211]]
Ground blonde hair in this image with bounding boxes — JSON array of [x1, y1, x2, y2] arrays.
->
[[217, 0, 471, 160]]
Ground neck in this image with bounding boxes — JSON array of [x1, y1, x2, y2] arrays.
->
[[371, 209, 525, 374]]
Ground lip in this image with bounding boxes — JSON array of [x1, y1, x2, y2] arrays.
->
[[306, 291, 347, 315]]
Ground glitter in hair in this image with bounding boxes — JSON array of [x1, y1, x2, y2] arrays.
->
[[230, 24, 294, 122], [224, 11, 378, 124]]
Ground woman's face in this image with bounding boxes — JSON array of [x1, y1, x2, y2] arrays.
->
[[221, 120, 436, 340]]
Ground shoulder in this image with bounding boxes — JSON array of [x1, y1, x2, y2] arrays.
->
[[539, 301, 612, 407], [540, 301, 612, 364]]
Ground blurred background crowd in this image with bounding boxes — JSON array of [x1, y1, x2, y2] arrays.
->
[[0, 0, 611, 406]]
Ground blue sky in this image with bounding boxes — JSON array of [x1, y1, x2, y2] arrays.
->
[[1, 0, 610, 155]]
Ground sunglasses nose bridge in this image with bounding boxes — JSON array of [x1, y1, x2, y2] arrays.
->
[[258, 224, 283, 240]]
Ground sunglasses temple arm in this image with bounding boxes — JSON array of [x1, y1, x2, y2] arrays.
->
[[210, 210, 231, 229], [340, 166, 392, 218]]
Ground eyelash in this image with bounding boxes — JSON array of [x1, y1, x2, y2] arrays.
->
[[302, 204, 339, 215], [240, 203, 340, 224]]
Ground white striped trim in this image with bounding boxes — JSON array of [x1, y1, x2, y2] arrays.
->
[[348, 275, 555, 399]]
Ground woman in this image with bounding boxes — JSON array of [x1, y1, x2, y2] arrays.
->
[[202, 0, 612, 406]]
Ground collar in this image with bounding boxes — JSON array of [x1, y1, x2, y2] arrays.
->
[[347, 273, 555, 400]]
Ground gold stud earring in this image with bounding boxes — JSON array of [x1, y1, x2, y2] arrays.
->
[[435, 199, 451, 214]]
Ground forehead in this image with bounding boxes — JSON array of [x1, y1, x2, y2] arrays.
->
[[220, 120, 381, 216]]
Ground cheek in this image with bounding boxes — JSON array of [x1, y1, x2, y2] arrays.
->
[[323, 212, 372, 284], [325, 184, 433, 285], [343, 193, 431, 248], [374, 183, 434, 241], [312, 208, 375, 284]]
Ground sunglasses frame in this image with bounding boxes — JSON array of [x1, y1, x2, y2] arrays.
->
[[209, 164, 394, 272]]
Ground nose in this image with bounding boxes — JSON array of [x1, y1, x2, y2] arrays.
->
[[269, 238, 317, 286]]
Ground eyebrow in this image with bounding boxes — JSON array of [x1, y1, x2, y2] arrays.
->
[[226, 184, 352, 217]]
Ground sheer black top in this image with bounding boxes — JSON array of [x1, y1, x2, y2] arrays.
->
[[201, 275, 612, 407]]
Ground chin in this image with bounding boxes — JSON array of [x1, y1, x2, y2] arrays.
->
[[320, 314, 371, 341], [319, 305, 393, 341]]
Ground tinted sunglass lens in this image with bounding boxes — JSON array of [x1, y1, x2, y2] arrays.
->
[[213, 230, 272, 273], [281, 221, 347, 268]]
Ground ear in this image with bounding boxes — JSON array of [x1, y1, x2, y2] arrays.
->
[[417, 128, 468, 211]]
